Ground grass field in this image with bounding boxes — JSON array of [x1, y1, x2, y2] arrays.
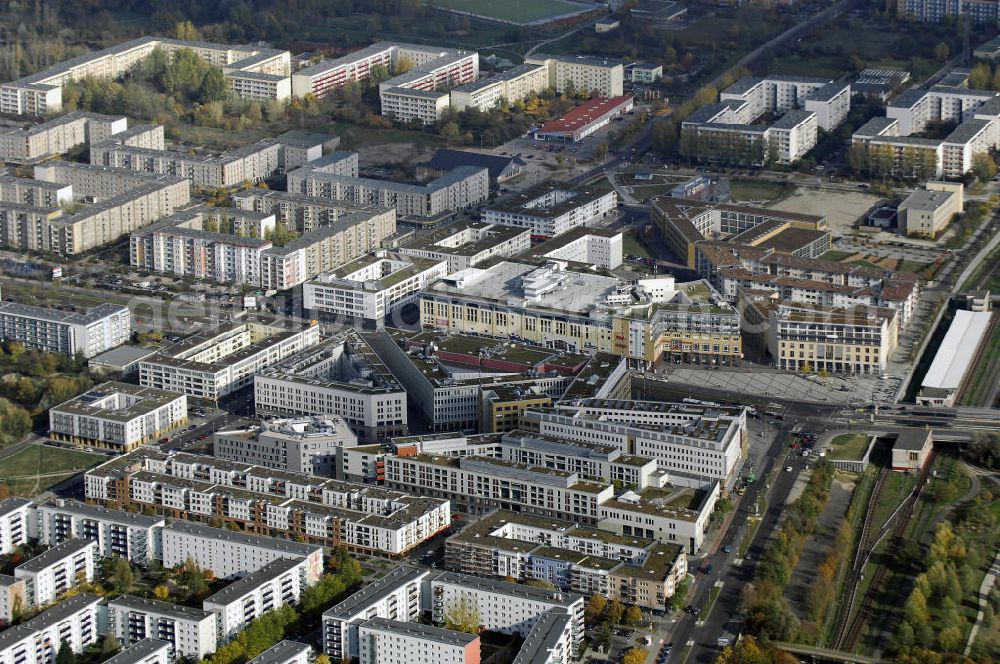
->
[[730, 179, 795, 204], [0, 446, 105, 497], [428, 0, 590, 23], [623, 230, 655, 260], [828, 434, 871, 461]]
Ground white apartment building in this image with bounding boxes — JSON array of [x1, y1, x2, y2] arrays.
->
[[85, 449, 451, 557], [357, 618, 479, 664], [214, 417, 358, 476], [0, 576, 25, 626], [482, 184, 618, 238], [0, 498, 33, 555], [767, 110, 818, 163], [0, 303, 130, 358], [288, 166, 489, 220], [322, 566, 429, 662], [105, 596, 217, 661], [48, 382, 187, 453], [160, 521, 323, 583], [0, 176, 72, 207], [428, 572, 584, 656], [304, 252, 448, 322], [14, 538, 97, 607], [0, 594, 101, 664], [233, 186, 384, 234], [1, 37, 290, 115], [525, 54, 624, 97], [253, 332, 408, 443], [511, 609, 575, 664], [35, 500, 164, 563], [0, 112, 126, 163], [247, 641, 311, 664], [535, 227, 623, 269], [380, 88, 451, 124], [138, 318, 321, 401], [100, 639, 172, 664], [398, 221, 532, 273], [203, 557, 309, 642], [450, 63, 549, 112]]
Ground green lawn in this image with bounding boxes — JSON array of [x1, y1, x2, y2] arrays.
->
[[0, 446, 105, 497], [897, 259, 930, 275], [820, 250, 853, 262], [730, 179, 795, 204], [623, 230, 655, 260], [828, 434, 871, 461], [427, 0, 590, 22]]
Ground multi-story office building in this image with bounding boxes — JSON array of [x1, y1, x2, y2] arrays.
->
[[0, 498, 33, 555], [0, 594, 101, 664], [203, 557, 309, 642], [482, 183, 617, 238], [304, 252, 448, 323], [0, 112, 126, 163], [288, 166, 489, 221], [48, 382, 187, 453], [525, 54, 624, 97], [450, 63, 549, 112], [0, 303, 129, 358], [1, 36, 291, 116], [428, 572, 584, 657], [254, 332, 408, 442], [34, 500, 164, 563], [85, 449, 450, 557], [398, 221, 531, 273], [14, 539, 97, 607], [138, 318, 320, 401], [105, 596, 217, 660], [214, 417, 358, 477], [100, 639, 172, 664], [322, 565, 429, 662], [445, 511, 688, 610], [357, 619, 480, 664], [160, 521, 322, 583]]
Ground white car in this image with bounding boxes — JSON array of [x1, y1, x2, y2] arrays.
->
[[785, 466, 793, 472]]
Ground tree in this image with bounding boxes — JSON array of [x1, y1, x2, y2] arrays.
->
[[972, 153, 997, 182], [443, 596, 480, 634], [606, 599, 625, 625], [110, 558, 136, 594], [934, 42, 950, 62], [175, 21, 200, 40], [440, 121, 460, 143], [153, 584, 170, 601], [199, 68, 228, 103], [101, 633, 121, 657], [55, 640, 75, 664], [314, 655, 331, 664], [585, 594, 608, 624], [595, 142, 609, 161], [622, 647, 647, 664], [394, 55, 416, 75], [524, 578, 556, 590], [623, 605, 644, 626], [181, 557, 208, 596]]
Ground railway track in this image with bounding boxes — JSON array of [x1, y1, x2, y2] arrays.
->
[[837, 451, 938, 651]]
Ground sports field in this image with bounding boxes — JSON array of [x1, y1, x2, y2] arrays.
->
[[430, 0, 591, 23]]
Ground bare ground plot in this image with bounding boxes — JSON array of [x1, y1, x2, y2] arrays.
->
[[769, 188, 881, 237], [786, 475, 857, 624], [356, 142, 439, 170]]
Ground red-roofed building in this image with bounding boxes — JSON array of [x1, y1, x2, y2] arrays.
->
[[536, 95, 634, 142]]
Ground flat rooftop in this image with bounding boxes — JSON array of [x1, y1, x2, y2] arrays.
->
[[51, 381, 183, 422], [922, 309, 993, 390]]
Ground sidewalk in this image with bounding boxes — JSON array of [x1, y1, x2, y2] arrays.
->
[[965, 551, 1000, 655]]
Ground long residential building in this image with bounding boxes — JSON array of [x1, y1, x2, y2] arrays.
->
[[0, 175, 72, 207], [34, 500, 164, 563], [138, 318, 320, 401], [14, 538, 96, 607], [482, 183, 617, 238], [253, 331, 408, 443], [84, 449, 451, 557], [0, 112, 126, 163], [357, 619, 479, 664], [214, 417, 358, 477], [0, 302, 130, 358], [203, 557, 310, 642], [445, 511, 688, 610], [398, 220, 531, 273], [100, 639, 172, 664], [450, 63, 549, 112], [303, 252, 448, 323], [105, 596, 217, 661], [48, 382, 187, 453], [0, 594, 101, 664], [897, 0, 1000, 22], [1, 36, 291, 116], [524, 54, 624, 97], [247, 641, 311, 664], [288, 166, 489, 221]]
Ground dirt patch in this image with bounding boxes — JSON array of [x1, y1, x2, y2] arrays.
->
[[356, 142, 437, 168], [785, 474, 857, 622], [769, 188, 882, 236]]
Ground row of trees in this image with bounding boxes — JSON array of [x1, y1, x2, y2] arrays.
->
[[845, 143, 941, 182], [968, 61, 1000, 92], [740, 460, 836, 643]]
